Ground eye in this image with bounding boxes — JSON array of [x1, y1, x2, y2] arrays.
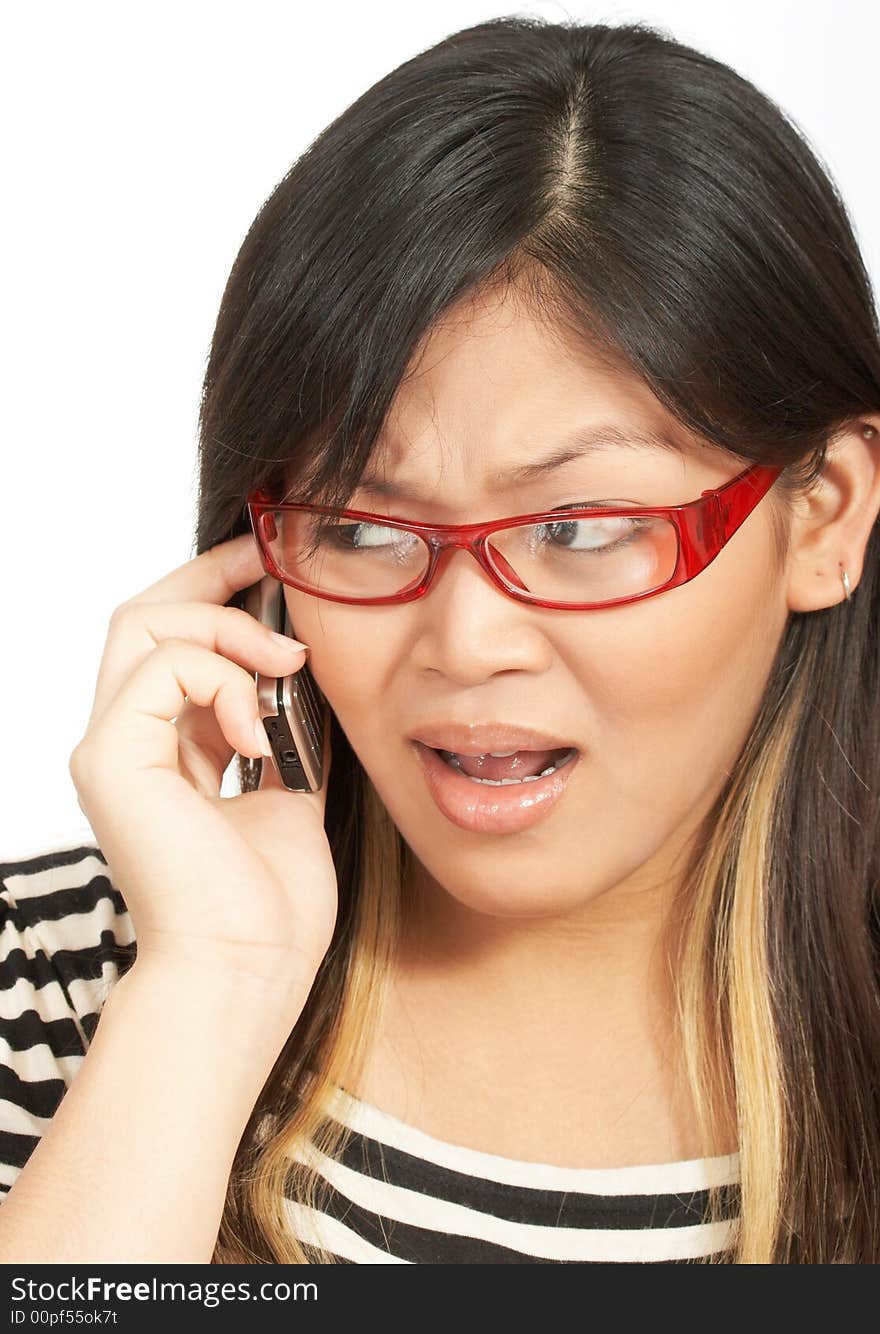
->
[[553, 499, 641, 511]]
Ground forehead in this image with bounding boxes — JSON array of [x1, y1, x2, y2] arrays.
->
[[357, 423, 690, 501], [284, 284, 732, 503], [361, 286, 713, 484]]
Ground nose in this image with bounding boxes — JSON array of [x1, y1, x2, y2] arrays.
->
[[428, 541, 512, 600], [426, 535, 529, 600], [409, 545, 551, 679]]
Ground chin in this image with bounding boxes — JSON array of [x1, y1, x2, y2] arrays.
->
[[412, 858, 604, 920]]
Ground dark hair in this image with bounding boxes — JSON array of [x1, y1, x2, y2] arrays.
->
[[196, 16, 880, 1263]]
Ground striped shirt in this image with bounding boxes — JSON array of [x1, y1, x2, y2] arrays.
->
[[1, 842, 741, 1263]]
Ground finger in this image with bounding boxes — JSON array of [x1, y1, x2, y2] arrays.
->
[[87, 599, 307, 729], [174, 696, 240, 795], [75, 639, 277, 786], [128, 531, 267, 610]]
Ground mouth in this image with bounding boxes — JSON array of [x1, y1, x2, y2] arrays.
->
[[410, 739, 581, 835], [422, 745, 578, 785]]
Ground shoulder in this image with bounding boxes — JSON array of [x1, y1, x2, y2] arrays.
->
[[1, 842, 136, 1021], [0, 842, 136, 1199]]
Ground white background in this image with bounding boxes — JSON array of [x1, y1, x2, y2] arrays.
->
[[2, 0, 878, 859]]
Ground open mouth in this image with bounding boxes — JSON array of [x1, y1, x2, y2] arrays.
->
[[426, 745, 578, 786], [411, 739, 581, 834]]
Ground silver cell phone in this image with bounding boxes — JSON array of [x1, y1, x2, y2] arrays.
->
[[243, 576, 328, 792]]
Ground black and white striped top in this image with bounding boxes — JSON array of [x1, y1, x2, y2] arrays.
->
[[0, 842, 741, 1263]]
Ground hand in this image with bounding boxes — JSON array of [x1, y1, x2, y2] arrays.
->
[[69, 533, 338, 998]]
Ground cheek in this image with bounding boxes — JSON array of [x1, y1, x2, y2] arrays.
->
[[584, 541, 785, 815], [282, 593, 393, 740]]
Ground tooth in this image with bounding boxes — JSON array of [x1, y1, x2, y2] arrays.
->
[[461, 763, 563, 786], [465, 771, 559, 786], [488, 750, 518, 758]]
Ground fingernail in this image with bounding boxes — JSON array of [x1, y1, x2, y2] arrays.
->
[[269, 631, 308, 652]]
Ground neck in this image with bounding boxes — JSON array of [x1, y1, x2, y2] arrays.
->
[[381, 844, 737, 1162], [398, 851, 681, 1040]]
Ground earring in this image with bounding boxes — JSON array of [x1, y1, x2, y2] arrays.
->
[[839, 562, 852, 600]]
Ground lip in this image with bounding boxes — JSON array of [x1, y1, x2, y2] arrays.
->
[[409, 721, 580, 756], [412, 739, 579, 835]]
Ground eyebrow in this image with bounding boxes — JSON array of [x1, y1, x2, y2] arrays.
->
[[356, 423, 685, 498]]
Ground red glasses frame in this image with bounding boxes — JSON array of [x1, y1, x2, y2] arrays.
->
[[246, 461, 784, 612]]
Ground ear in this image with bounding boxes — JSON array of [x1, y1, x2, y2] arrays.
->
[[785, 418, 880, 613]]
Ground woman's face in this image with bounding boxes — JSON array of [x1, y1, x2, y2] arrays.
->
[[282, 285, 791, 921]]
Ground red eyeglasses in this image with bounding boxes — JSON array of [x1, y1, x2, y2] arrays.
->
[[246, 461, 783, 612]]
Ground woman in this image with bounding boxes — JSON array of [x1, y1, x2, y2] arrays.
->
[[1, 16, 879, 1264]]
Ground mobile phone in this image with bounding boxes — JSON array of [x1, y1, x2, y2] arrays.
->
[[243, 576, 329, 792]]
